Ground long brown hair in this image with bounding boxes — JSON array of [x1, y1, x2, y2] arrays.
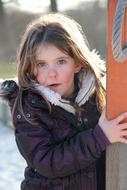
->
[[18, 13, 106, 113]]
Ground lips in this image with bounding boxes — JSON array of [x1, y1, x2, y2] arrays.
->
[[49, 83, 59, 86], [48, 83, 60, 89]]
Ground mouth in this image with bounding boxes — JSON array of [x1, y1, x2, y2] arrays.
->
[[48, 83, 60, 89]]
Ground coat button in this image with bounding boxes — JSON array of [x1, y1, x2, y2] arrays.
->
[[26, 113, 31, 118], [17, 114, 21, 119], [31, 99, 35, 104]]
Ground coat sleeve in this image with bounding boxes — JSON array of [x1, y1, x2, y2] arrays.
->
[[14, 114, 110, 179]]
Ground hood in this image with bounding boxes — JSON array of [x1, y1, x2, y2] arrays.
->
[[0, 79, 19, 100], [33, 50, 105, 114]]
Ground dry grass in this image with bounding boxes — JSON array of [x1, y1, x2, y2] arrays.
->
[[0, 62, 17, 79]]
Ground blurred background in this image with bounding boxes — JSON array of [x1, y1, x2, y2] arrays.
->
[[0, 0, 107, 78], [0, 0, 107, 189]]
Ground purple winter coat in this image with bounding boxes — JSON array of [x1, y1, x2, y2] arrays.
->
[[3, 81, 110, 190]]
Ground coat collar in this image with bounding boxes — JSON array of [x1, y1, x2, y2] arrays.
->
[[34, 69, 95, 115]]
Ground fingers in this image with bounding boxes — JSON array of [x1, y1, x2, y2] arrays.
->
[[116, 127, 127, 143], [99, 109, 127, 144], [118, 137, 127, 144], [118, 123, 127, 130], [113, 112, 127, 124], [120, 130, 127, 136]]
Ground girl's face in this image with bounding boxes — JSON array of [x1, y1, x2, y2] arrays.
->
[[34, 43, 82, 98]]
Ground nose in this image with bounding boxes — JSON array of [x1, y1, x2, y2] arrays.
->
[[48, 67, 57, 77]]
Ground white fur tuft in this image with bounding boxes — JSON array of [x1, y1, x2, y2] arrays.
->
[[0, 79, 4, 89]]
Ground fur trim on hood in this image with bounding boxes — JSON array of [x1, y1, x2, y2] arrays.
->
[[34, 69, 95, 114], [0, 80, 19, 100]]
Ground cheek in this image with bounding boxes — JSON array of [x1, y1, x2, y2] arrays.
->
[[36, 70, 46, 85], [61, 68, 75, 83]]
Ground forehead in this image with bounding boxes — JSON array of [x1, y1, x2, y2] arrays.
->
[[36, 43, 69, 60]]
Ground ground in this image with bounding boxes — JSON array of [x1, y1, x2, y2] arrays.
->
[[0, 124, 26, 190]]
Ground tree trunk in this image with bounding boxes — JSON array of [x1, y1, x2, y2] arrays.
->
[[0, 0, 4, 22], [0, 0, 11, 62], [50, 0, 58, 12]]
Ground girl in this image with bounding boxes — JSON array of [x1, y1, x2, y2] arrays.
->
[[1, 13, 127, 190]]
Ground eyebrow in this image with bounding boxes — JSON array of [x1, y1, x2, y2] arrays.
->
[[56, 56, 70, 60], [36, 56, 70, 62]]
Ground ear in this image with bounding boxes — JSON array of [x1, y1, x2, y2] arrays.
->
[[74, 63, 82, 73]]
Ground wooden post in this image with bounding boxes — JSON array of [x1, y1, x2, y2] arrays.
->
[[106, 0, 127, 190]]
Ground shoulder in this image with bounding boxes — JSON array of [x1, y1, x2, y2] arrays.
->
[[11, 90, 51, 133], [0, 80, 50, 122], [22, 89, 50, 111], [0, 79, 48, 107]]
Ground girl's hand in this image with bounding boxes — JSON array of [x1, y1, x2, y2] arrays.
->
[[98, 109, 127, 144]]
